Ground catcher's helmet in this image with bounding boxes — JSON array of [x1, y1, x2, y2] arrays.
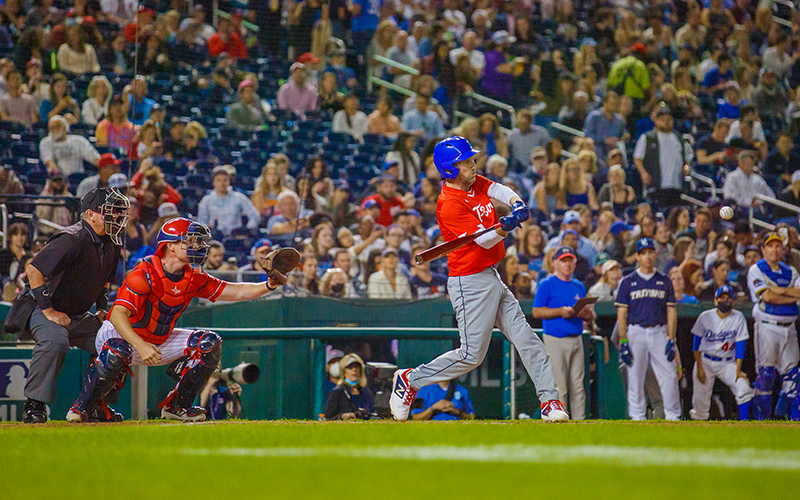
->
[[433, 136, 480, 180], [155, 217, 211, 266]]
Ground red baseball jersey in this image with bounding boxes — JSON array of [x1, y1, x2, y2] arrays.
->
[[110, 255, 227, 345], [360, 194, 405, 227], [437, 175, 504, 276]]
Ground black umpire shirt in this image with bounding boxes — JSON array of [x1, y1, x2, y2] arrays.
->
[[30, 220, 120, 317]]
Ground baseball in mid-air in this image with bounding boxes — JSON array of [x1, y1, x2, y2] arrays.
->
[[720, 206, 734, 220]]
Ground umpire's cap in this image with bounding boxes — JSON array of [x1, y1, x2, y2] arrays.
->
[[715, 285, 736, 300], [81, 187, 119, 213]]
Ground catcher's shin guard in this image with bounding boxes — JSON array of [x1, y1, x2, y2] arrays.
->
[[70, 339, 133, 420], [785, 366, 800, 421], [159, 330, 222, 412], [753, 366, 777, 421]]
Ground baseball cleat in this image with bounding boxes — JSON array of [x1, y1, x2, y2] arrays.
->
[[23, 399, 47, 424], [540, 399, 570, 422], [66, 407, 87, 423], [161, 406, 207, 422], [389, 368, 417, 421]]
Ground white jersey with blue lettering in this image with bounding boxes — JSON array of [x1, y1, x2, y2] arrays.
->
[[747, 259, 800, 322], [691, 309, 749, 359]]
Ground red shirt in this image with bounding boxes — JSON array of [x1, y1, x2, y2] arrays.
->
[[437, 175, 504, 276], [207, 33, 248, 59], [360, 194, 405, 227], [111, 255, 227, 344]]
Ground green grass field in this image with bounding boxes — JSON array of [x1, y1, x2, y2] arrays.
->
[[2, 420, 799, 499]]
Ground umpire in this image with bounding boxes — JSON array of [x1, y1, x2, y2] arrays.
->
[[15, 188, 129, 423]]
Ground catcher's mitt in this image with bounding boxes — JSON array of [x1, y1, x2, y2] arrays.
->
[[262, 247, 301, 286]]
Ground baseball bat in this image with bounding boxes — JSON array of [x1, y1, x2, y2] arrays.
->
[[415, 222, 502, 265]]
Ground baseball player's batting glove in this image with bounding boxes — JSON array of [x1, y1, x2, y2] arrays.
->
[[261, 247, 301, 287], [665, 339, 676, 362], [511, 201, 530, 223], [619, 340, 633, 367], [500, 214, 518, 232]]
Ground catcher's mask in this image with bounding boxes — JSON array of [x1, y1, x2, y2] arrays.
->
[[80, 187, 130, 246], [155, 218, 212, 266]]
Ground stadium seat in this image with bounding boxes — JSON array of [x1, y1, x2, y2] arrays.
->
[[10, 142, 38, 159]]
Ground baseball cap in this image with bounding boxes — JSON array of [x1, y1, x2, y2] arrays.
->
[[792, 171, 800, 184], [98, 153, 121, 169], [81, 188, 117, 213], [109, 94, 124, 105], [326, 348, 345, 364], [381, 247, 399, 258], [334, 179, 350, 191], [49, 170, 65, 181], [601, 260, 622, 275], [212, 165, 230, 178], [157, 202, 179, 218], [561, 229, 579, 242], [491, 30, 515, 45], [290, 62, 306, 73], [744, 244, 761, 256], [297, 52, 320, 65], [251, 237, 272, 254], [631, 43, 647, 54], [108, 173, 128, 189], [763, 231, 784, 246], [655, 102, 672, 117], [138, 5, 155, 16], [595, 251, 611, 267], [238, 79, 255, 92], [610, 220, 633, 235], [581, 37, 597, 47], [635, 237, 656, 253], [554, 246, 576, 261], [382, 160, 399, 171], [563, 210, 581, 224], [715, 285, 736, 300], [363, 199, 379, 210], [531, 147, 547, 159]]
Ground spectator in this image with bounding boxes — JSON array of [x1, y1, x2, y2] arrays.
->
[[122, 196, 146, 257], [123, 5, 156, 43], [607, 44, 650, 108], [624, 215, 656, 266], [511, 271, 535, 300], [477, 113, 509, 159], [409, 244, 447, 299], [384, 133, 420, 187], [695, 118, 732, 168], [251, 161, 290, 217], [367, 97, 402, 139], [528, 146, 548, 178], [332, 246, 366, 296], [558, 91, 591, 134], [98, 33, 132, 74], [597, 165, 635, 215], [606, 220, 633, 264], [236, 238, 273, 283], [386, 30, 418, 89], [324, 353, 375, 420], [411, 379, 474, 421], [762, 33, 797, 82], [81, 75, 112, 126], [317, 71, 345, 113], [180, 121, 211, 163], [367, 247, 411, 299], [197, 166, 261, 237], [544, 210, 598, 265], [40, 73, 80, 124], [561, 158, 598, 210], [449, 30, 484, 72], [681, 259, 704, 298], [665, 207, 691, 238], [322, 348, 345, 400], [126, 75, 156, 126], [695, 259, 744, 301], [725, 105, 767, 159], [226, 80, 269, 131], [311, 222, 336, 271], [34, 171, 73, 234], [498, 254, 521, 287], [507, 108, 549, 169], [531, 163, 566, 215], [703, 235, 743, 276], [360, 175, 409, 227], [134, 162, 183, 228], [633, 103, 693, 207], [560, 229, 592, 282], [777, 171, 800, 221], [203, 240, 238, 273], [266, 190, 313, 236], [332, 92, 369, 142], [0, 165, 24, 196], [324, 49, 356, 90], [764, 131, 800, 185], [56, 25, 100, 75], [669, 266, 699, 304], [277, 62, 318, 116], [401, 94, 445, 141], [299, 255, 320, 294], [481, 30, 515, 102], [0, 222, 30, 294], [39, 115, 100, 175], [583, 91, 628, 160], [588, 260, 623, 301], [717, 81, 745, 120], [590, 210, 616, 254], [179, 5, 216, 46], [95, 94, 134, 152], [208, 16, 247, 60], [700, 53, 732, 96], [752, 69, 789, 130], [736, 245, 761, 298], [319, 267, 352, 298], [653, 223, 673, 272], [420, 40, 456, 99], [0, 69, 38, 127], [663, 236, 697, 275], [76, 153, 121, 199], [722, 150, 774, 209], [366, 19, 395, 83], [133, 120, 161, 160]]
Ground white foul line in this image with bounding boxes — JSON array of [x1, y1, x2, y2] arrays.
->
[[176, 444, 800, 470]]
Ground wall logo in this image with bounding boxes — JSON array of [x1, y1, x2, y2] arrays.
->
[[0, 360, 31, 421]]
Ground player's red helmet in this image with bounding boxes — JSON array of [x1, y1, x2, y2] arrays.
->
[[155, 218, 211, 266]]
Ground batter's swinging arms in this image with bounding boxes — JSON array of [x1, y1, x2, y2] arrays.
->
[[389, 136, 568, 422]]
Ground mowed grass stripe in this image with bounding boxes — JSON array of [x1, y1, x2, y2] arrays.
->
[[177, 444, 800, 470]]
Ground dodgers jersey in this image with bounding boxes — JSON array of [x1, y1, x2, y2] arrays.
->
[[691, 309, 749, 358], [615, 269, 676, 326], [437, 175, 504, 276], [747, 259, 800, 321]]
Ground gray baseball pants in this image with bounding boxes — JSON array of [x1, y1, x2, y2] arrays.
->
[[408, 267, 559, 403]]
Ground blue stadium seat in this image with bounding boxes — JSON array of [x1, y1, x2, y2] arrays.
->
[[10, 142, 38, 159], [184, 173, 210, 189]]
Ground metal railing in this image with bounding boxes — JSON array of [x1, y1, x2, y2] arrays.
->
[[749, 193, 800, 231], [549, 121, 585, 139], [686, 170, 718, 199], [464, 91, 516, 129]]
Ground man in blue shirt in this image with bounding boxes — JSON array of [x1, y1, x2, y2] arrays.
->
[[533, 246, 594, 420], [411, 379, 474, 420], [401, 95, 445, 140], [127, 76, 157, 126], [701, 53, 733, 97], [350, 0, 384, 84], [583, 91, 629, 160]]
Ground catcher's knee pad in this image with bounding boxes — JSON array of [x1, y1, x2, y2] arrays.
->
[[186, 330, 222, 366], [782, 366, 800, 398], [72, 339, 133, 414], [160, 331, 222, 411], [755, 366, 777, 394], [98, 338, 134, 377]]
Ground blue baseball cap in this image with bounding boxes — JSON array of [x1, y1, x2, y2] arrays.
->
[[554, 246, 576, 261], [382, 161, 399, 170], [715, 285, 736, 299], [635, 237, 656, 253], [563, 210, 581, 224], [610, 221, 633, 235], [251, 238, 272, 255], [363, 199, 379, 210], [561, 229, 579, 242]]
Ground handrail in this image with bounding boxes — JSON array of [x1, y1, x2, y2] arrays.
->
[[372, 54, 420, 76], [680, 194, 708, 208], [464, 91, 516, 128], [560, 150, 578, 160], [687, 170, 717, 199], [0, 204, 6, 249], [749, 193, 800, 231], [368, 76, 416, 97], [215, 8, 260, 32], [38, 219, 64, 232], [549, 121, 585, 138]]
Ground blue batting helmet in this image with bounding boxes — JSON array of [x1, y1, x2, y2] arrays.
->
[[433, 136, 480, 180]]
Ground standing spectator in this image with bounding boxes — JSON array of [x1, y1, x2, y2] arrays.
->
[[82, 76, 112, 126], [197, 166, 261, 237], [0, 222, 31, 288], [207, 16, 247, 60], [35, 171, 74, 235], [95, 94, 134, 152], [386, 30, 418, 89], [752, 69, 789, 130], [125, 76, 156, 126], [607, 44, 650, 109], [0, 69, 38, 127], [722, 150, 774, 210], [633, 103, 693, 207], [583, 91, 628, 160], [588, 260, 623, 301], [384, 132, 420, 187], [531, 163, 566, 215], [678, 207, 716, 261], [367, 248, 412, 299], [332, 93, 369, 142], [762, 33, 797, 82], [277, 63, 318, 116], [507, 109, 550, 169], [700, 53, 733, 96], [57, 25, 100, 75], [76, 153, 121, 199], [349, 0, 384, 84], [179, 5, 216, 46], [40, 73, 80, 124], [717, 82, 744, 120], [39, 115, 100, 175], [226, 80, 269, 131], [401, 95, 445, 141], [409, 244, 447, 299], [764, 131, 800, 185], [481, 31, 515, 102], [533, 246, 594, 420], [449, 31, 485, 73], [367, 97, 402, 139]]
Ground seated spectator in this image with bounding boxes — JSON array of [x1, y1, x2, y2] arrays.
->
[[736, 245, 761, 298], [367, 247, 412, 299], [360, 175, 410, 227], [76, 153, 122, 199], [777, 171, 800, 221], [198, 166, 261, 237], [0, 222, 31, 296], [123, 5, 156, 43], [752, 69, 788, 129], [507, 109, 550, 169], [332, 246, 366, 297], [764, 131, 800, 185], [0, 69, 38, 127], [544, 210, 598, 265], [511, 271, 535, 300], [382, 224, 411, 266], [695, 259, 744, 301], [133, 120, 161, 160], [319, 267, 354, 298], [163, 117, 188, 160], [624, 215, 656, 266], [722, 150, 774, 209], [386, 30, 418, 89], [332, 92, 368, 142], [226, 79, 269, 131], [207, 17, 247, 59], [528, 147, 548, 178], [236, 238, 273, 283], [266, 190, 313, 236], [477, 113, 509, 159], [317, 71, 345, 114], [605, 220, 633, 264], [299, 255, 320, 295], [409, 244, 447, 299], [325, 49, 356, 90], [588, 260, 622, 301], [131, 160, 183, 227], [531, 163, 566, 216], [323, 348, 345, 400], [666, 207, 691, 238], [324, 353, 375, 420], [560, 229, 592, 282], [203, 240, 238, 273], [414, 176, 440, 226], [597, 165, 635, 215], [34, 171, 73, 234], [411, 379, 475, 421], [40, 73, 80, 124], [39, 115, 100, 175], [125, 75, 157, 126], [57, 25, 100, 75], [251, 160, 290, 217], [677, 207, 716, 261], [717, 81, 745, 120], [82, 76, 112, 126], [0, 165, 24, 196], [401, 94, 444, 141], [449, 30, 485, 72], [669, 266, 699, 304], [384, 132, 420, 187], [498, 253, 521, 287], [145, 202, 180, 247], [663, 236, 697, 275], [583, 91, 628, 160], [322, 180, 359, 229], [95, 94, 134, 152], [311, 222, 336, 271], [577, 149, 600, 187], [98, 33, 132, 74], [122, 197, 146, 256], [277, 62, 318, 116], [558, 91, 591, 134], [179, 5, 216, 45], [367, 97, 402, 139], [590, 210, 616, 254], [695, 118, 732, 167], [725, 105, 767, 159], [703, 235, 744, 276], [208, 68, 235, 105], [180, 121, 211, 163], [700, 53, 732, 96], [681, 259, 704, 298], [561, 158, 598, 210]]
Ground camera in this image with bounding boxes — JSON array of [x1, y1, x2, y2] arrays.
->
[[365, 361, 397, 419], [219, 362, 261, 385]]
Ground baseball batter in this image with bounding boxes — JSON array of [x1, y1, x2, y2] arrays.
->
[[689, 285, 754, 421], [747, 232, 800, 421], [389, 136, 568, 422], [615, 237, 681, 420]]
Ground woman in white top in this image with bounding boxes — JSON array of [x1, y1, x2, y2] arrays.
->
[[367, 248, 412, 299], [332, 93, 369, 142], [384, 132, 420, 186], [82, 76, 112, 126], [57, 25, 101, 75]]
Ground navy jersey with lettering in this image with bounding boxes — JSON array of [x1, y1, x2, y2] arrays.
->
[[615, 269, 676, 326]]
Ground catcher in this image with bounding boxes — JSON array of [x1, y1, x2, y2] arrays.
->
[[67, 218, 299, 422]]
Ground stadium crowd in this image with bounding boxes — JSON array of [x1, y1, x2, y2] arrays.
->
[[0, 0, 798, 307]]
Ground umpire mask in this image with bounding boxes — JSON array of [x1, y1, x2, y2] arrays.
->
[[102, 188, 130, 246]]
